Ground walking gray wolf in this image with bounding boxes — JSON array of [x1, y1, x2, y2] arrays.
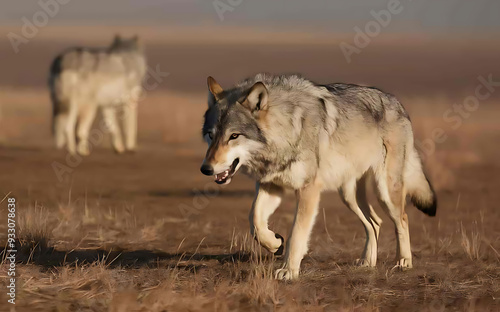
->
[[49, 35, 147, 155], [200, 74, 437, 280]]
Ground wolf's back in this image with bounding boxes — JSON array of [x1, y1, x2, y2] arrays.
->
[[50, 47, 146, 83], [49, 47, 146, 105]]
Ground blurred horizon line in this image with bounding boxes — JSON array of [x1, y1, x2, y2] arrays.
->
[[1, 24, 498, 46]]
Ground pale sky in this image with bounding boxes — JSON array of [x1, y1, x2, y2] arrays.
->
[[1, 0, 499, 34]]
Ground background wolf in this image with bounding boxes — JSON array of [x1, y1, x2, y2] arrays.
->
[[201, 74, 437, 280], [49, 35, 147, 155]]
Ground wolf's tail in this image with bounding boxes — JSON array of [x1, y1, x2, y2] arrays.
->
[[405, 148, 437, 216]]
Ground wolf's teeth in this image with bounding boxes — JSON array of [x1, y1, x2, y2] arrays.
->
[[214, 169, 231, 182]]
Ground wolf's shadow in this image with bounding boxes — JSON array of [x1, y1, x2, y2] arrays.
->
[[1, 239, 253, 270], [148, 189, 255, 198]]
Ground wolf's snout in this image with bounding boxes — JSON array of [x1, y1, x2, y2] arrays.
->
[[200, 164, 214, 176]]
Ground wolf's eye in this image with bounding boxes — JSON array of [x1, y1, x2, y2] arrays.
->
[[204, 132, 213, 142], [229, 133, 240, 140]]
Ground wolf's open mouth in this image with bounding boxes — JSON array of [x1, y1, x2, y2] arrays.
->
[[215, 158, 239, 184]]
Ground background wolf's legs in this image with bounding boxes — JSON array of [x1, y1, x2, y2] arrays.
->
[[340, 177, 379, 267], [375, 142, 412, 269], [275, 182, 321, 280], [76, 105, 97, 156], [54, 113, 67, 149], [123, 101, 138, 152], [249, 183, 283, 254], [64, 105, 78, 155], [102, 106, 125, 154]]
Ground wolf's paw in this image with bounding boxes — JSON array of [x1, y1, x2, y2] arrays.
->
[[391, 258, 412, 271], [355, 258, 372, 267], [274, 233, 284, 256], [274, 267, 299, 281], [77, 143, 90, 156], [113, 145, 125, 154], [253, 233, 284, 255]]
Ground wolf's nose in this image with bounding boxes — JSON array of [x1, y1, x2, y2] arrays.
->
[[200, 164, 214, 176]]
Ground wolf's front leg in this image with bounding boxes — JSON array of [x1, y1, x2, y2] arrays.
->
[[249, 183, 284, 254], [275, 182, 322, 280]]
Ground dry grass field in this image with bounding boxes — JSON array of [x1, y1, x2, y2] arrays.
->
[[0, 27, 499, 311]]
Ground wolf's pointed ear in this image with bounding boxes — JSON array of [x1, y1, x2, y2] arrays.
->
[[207, 76, 224, 105], [241, 82, 268, 112]]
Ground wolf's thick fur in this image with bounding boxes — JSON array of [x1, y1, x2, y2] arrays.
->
[[201, 74, 437, 280], [49, 35, 147, 155]]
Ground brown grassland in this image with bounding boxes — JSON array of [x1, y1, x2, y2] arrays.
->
[[0, 27, 499, 311]]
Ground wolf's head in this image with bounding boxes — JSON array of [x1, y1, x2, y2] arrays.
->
[[109, 34, 142, 52], [200, 76, 268, 185]]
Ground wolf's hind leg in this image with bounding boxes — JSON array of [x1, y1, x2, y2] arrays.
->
[[375, 142, 412, 269], [76, 106, 98, 156], [358, 174, 383, 262], [363, 173, 383, 241], [102, 106, 125, 154], [250, 183, 284, 255], [367, 203, 382, 241], [275, 181, 322, 280], [340, 177, 379, 267]]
